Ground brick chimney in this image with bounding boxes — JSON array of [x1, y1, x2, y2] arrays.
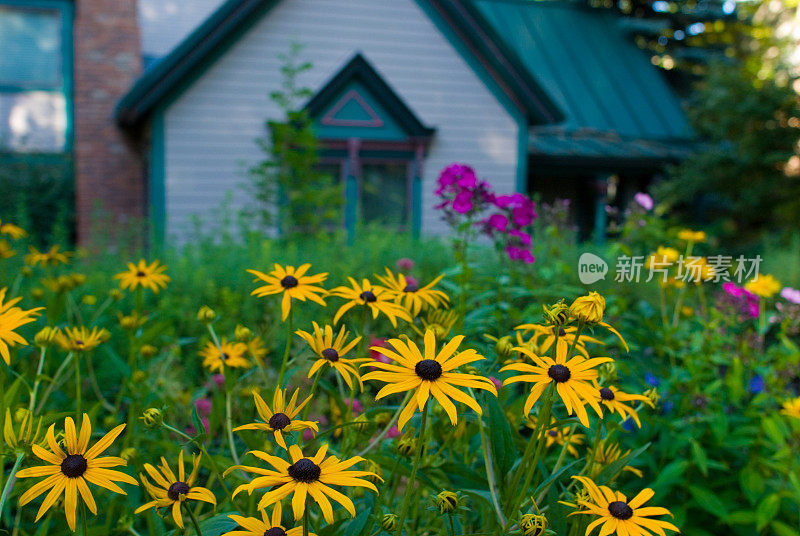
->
[[73, 0, 144, 244]]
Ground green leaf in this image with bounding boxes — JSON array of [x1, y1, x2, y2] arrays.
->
[[688, 485, 729, 519], [755, 493, 780, 531], [197, 512, 239, 536], [725, 510, 756, 525], [191, 406, 207, 445], [772, 520, 800, 536], [484, 394, 515, 478], [594, 443, 650, 484], [739, 465, 765, 505], [690, 439, 708, 477], [651, 460, 688, 493], [762, 416, 785, 445]]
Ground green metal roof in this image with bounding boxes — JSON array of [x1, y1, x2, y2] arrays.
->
[[471, 0, 693, 159]]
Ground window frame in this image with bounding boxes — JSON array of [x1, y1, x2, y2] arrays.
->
[[0, 0, 74, 153]]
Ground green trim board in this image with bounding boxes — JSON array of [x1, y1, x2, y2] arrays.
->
[[149, 108, 166, 246]]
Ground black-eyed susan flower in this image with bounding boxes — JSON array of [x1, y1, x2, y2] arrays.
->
[[0, 219, 26, 239], [500, 339, 612, 427], [55, 326, 109, 353], [135, 451, 216, 528], [225, 502, 314, 536], [677, 229, 706, 243], [571, 476, 679, 536], [0, 239, 15, 259], [568, 292, 629, 351], [780, 397, 800, 419], [375, 268, 449, 317], [3, 409, 43, 451], [519, 513, 548, 536], [589, 440, 642, 479], [199, 337, 251, 373], [526, 416, 584, 457], [329, 278, 411, 328], [234, 388, 318, 449], [0, 288, 43, 365], [413, 309, 459, 340], [16, 414, 137, 531], [362, 330, 497, 430], [248, 264, 327, 321], [596, 385, 653, 428], [229, 444, 379, 523], [114, 259, 171, 293], [296, 322, 364, 390], [25, 245, 71, 267]]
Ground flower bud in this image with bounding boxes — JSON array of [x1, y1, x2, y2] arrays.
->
[[31, 288, 44, 300], [644, 387, 660, 407], [374, 412, 391, 428], [70, 274, 86, 287], [380, 514, 399, 532], [132, 370, 147, 383], [435, 491, 459, 514], [234, 324, 253, 342], [109, 289, 123, 301], [353, 414, 370, 433], [197, 305, 216, 324], [495, 335, 514, 357], [569, 292, 605, 324], [365, 460, 383, 484], [542, 300, 570, 326], [34, 327, 59, 347], [520, 513, 548, 535], [21, 266, 32, 278], [140, 344, 158, 359], [396, 437, 417, 457], [81, 295, 97, 306], [120, 447, 138, 462], [98, 329, 111, 343], [140, 408, 163, 429], [119, 314, 141, 331]]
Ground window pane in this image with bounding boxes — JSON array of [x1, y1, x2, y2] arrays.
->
[[0, 7, 62, 87], [0, 91, 66, 151], [361, 163, 408, 227]]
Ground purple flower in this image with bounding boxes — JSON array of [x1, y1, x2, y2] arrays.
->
[[781, 287, 800, 305], [396, 258, 414, 273], [645, 373, 660, 387], [489, 376, 502, 391], [723, 282, 745, 298], [194, 398, 212, 418], [212, 374, 225, 388], [508, 229, 532, 247], [506, 246, 535, 264], [622, 417, 638, 432], [749, 375, 765, 394], [452, 191, 474, 214], [345, 398, 363, 415], [486, 214, 509, 233], [634, 192, 654, 211], [385, 425, 401, 439]]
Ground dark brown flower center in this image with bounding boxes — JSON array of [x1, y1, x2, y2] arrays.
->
[[168, 481, 190, 501], [288, 458, 321, 483], [548, 364, 571, 383], [221, 352, 230, 361], [322, 348, 339, 362], [403, 283, 419, 292], [264, 529, 287, 536], [136, 271, 145, 277], [269, 412, 292, 430], [608, 500, 633, 520], [599, 387, 615, 400], [360, 290, 377, 303], [415, 359, 443, 381], [548, 429, 559, 437], [60, 454, 88, 478], [280, 275, 299, 288]]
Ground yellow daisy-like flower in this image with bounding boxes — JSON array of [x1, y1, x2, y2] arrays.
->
[[677, 229, 706, 243], [25, 245, 71, 267], [413, 309, 459, 340], [374, 268, 449, 317], [199, 338, 251, 373], [0, 288, 43, 365], [296, 322, 364, 390], [515, 324, 602, 359], [234, 388, 318, 450], [646, 246, 680, 267], [328, 278, 411, 328], [0, 239, 16, 259], [589, 440, 642, 479], [0, 220, 26, 239], [134, 451, 216, 529], [55, 326, 109, 353], [500, 339, 612, 427], [225, 503, 315, 536], [114, 259, 171, 294], [16, 414, 137, 531], [247, 264, 327, 322], [780, 397, 800, 419], [567, 292, 629, 351], [744, 274, 781, 298], [362, 330, 498, 431], [527, 416, 585, 457], [229, 444, 379, 523], [597, 385, 653, 428], [571, 476, 680, 536]]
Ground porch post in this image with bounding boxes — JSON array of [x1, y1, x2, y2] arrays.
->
[[412, 143, 424, 238], [345, 138, 360, 244], [594, 174, 610, 246]]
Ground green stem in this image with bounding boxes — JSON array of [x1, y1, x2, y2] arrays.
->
[[36, 352, 73, 414], [503, 383, 556, 532], [81, 499, 89, 536], [0, 453, 24, 517], [184, 502, 203, 536], [75, 353, 82, 421], [303, 503, 310, 536], [300, 372, 322, 423], [583, 418, 604, 479], [474, 392, 506, 528], [395, 402, 429, 536], [447, 514, 456, 536], [27, 347, 47, 415], [224, 387, 245, 472], [277, 309, 293, 388]]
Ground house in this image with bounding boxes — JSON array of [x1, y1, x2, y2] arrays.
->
[[0, 0, 693, 244]]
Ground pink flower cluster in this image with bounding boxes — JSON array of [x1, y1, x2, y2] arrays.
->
[[434, 164, 495, 216], [435, 163, 537, 263], [482, 193, 536, 264], [723, 282, 759, 318]]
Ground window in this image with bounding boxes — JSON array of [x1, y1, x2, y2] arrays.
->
[[361, 162, 409, 228], [0, 2, 71, 152]]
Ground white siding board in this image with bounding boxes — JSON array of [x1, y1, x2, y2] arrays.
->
[[163, 0, 520, 241]]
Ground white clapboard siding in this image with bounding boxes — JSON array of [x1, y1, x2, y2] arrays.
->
[[138, 0, 227, 58], [163, 0, 520, 241]]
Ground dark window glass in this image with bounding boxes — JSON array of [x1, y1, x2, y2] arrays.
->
[[361, 162, 408, 228]]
